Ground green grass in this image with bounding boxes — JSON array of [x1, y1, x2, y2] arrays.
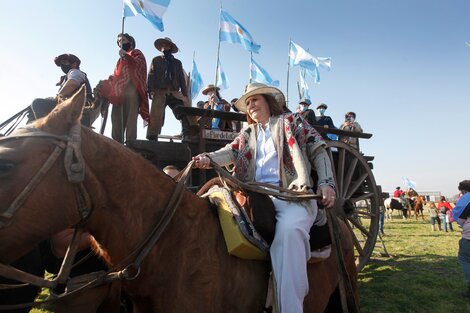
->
[[359, 215, 470, 313]]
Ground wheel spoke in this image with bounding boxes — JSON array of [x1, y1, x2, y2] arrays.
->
[[345, 172, 369, 200], [355, 210, 375, 217], [326, 148, 337, 187], [348, 216, 371, 238], [344, 219, 365, 256], [337, 147, 345, 196], [351, 192, 374, 203], [342, 158, 358, 198]]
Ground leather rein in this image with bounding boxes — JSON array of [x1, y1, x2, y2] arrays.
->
[[0, 125, 192, 310]]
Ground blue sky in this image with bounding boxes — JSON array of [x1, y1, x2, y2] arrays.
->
[[0, 0, 468, 197]]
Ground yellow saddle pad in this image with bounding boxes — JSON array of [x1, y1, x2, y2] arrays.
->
[[207, 187, 268, 261]]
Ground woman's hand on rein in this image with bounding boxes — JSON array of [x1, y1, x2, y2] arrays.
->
[[318, 185, 336, 209], [192, 154, 210, 169]]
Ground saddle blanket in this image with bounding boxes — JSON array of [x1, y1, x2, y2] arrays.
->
[[205, 186, 332, 262]]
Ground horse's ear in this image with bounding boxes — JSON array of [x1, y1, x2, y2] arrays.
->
[[60, 85, 86, 122], [39, 86, 86, 133]]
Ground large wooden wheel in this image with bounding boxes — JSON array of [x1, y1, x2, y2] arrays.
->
[[325, 141, 380, 271]]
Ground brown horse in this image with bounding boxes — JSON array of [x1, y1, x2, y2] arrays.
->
[[0, 87, 357, 312], [413, 196, 426, 221]]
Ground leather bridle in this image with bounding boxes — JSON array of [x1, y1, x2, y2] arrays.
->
[[0, 125, 191, 310]]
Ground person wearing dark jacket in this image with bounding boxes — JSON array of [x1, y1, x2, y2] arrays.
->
[[146, 37, 189, 140], [452, 180, 470, 298], [296, 98, 316, 127]]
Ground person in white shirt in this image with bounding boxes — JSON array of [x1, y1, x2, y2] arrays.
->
[[192, 83, 336, 313]]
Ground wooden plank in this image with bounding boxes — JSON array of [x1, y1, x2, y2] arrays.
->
[[174, 106, 247, 121], [313, 126, 373, 139]]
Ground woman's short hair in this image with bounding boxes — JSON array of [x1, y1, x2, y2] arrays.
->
[[246, 94, 284, 125]]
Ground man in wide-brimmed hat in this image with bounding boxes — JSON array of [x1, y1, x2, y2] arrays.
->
[[192, 82, 336, 313], [147, 37, 192, 140], [98, 33, 149, 144], [28, 53, 94, 126], [200, 84, 232, 130]]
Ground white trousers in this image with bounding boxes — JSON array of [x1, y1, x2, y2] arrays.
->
[[270, 198, 317, 313]]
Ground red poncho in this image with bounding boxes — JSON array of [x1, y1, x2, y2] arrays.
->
[[100, 49, 150, 124]]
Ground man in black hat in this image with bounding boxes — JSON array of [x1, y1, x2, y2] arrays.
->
[[28, 54, 94, 125], [146, 37, 191, 140]]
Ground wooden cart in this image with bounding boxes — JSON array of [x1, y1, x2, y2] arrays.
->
[[126, 107, 386, 271]]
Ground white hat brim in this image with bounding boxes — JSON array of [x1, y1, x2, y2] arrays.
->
[[235, 86, 285, 113]]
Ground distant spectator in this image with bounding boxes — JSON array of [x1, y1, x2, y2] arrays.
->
[[393, 187, 406, 207], [378, 204, 385, 235], [451, 180, 470, 299], [297, 98, 316, 127], [315, 103, 337, 140], [339, 111, 363, 150], [201, 84, 231, 130], [196, 101, 205, 109], [163, 165, 179, 178], [393, 187, 404, 198], [428, 202, 441, 231], [437, 196, 453, 232]]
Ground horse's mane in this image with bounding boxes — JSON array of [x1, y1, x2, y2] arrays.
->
[[89, 236, 113, 266]]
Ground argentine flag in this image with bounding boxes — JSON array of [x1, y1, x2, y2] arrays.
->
[[402, 177, 417, 189], [123, 0, 171, 32], [220, 10, 261, 53], [216, 60, 230, 90], [190, 58, 204, 100], [289, 41, 331, 83], [250, 58, 279, 87], [298, 70, 310, 99]]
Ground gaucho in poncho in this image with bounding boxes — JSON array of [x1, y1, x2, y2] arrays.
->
[[99, 33, 150, 143]]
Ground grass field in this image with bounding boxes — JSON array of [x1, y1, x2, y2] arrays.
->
[[359, 214, 470, 313], [28, 214, 470, 313]]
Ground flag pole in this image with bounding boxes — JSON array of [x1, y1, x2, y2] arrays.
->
[[214, 3, 223, 92], [249, 52, 253, 83], [286, 39, 291, 109]]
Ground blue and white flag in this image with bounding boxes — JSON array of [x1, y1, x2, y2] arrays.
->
[[219, 10, 261, 53], [289, 41, 331, 83], [123, 0, 170, 32], [402, 177, 417, 189], [250, 57, 279, 87], [216, 60, 230, 90], [190, 58, 203, 100], [298, 70, 310, 99]]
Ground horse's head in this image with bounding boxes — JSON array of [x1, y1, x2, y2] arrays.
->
[[0, 86, 89, 263]]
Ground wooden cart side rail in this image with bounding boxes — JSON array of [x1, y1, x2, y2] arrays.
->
[[174, 107, 373, 140]]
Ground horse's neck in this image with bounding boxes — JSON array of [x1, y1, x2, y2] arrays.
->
[[83, 133, 206, 265]]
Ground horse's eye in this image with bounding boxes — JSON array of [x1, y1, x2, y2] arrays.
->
[[0, 161, 15, 176]]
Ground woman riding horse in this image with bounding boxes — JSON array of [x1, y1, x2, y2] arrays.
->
[[193, 83, 337, 313], [0, 86, 357, 313]]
